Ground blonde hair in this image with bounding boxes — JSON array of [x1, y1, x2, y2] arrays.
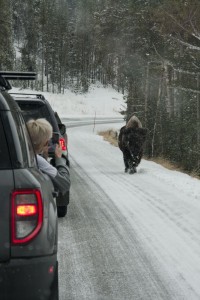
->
[[26, 118, 53, 154]]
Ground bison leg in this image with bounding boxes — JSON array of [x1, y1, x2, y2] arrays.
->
[[135, 150, 143, 166], [123, 154, 129, 172], [128, 160, 137, 174], [129, 166, 137, 174], [122, 151, 130, 173], [128, 150, 143, 174]]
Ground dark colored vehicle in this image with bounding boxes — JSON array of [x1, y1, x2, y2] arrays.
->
[[0, 71, 58, 299], [10, 92, 70, 218]]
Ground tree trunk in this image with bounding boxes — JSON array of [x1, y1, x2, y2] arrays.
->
[[197, 74, 200, 168], [151, 75, 162, 157], [144, 63, 149, 127]]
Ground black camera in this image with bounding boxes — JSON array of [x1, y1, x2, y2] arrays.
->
[[48, 132, 59, 154]]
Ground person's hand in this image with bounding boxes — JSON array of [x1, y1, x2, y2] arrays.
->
[[54, 143, 62, 158]]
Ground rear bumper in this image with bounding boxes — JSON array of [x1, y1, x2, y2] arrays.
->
[[0, 254, 58, 300]]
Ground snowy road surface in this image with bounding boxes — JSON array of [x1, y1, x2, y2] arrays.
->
[[58, 122, 200, 300]]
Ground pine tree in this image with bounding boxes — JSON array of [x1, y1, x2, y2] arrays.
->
[[0, 0, 13, 69]]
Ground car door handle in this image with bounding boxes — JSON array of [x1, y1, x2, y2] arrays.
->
[[52, 191, 59, 198]]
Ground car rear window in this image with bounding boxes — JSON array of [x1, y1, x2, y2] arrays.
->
[[16, 101, 52, 124], [0, 117, 11, 169]]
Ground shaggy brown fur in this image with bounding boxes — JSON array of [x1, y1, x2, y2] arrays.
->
[[126, 115, 142, 129], [118, 115, 147, 174]]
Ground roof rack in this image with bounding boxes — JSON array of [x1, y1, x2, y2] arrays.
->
[[9, 93, 45, 100], [0, 71, 37, 90]]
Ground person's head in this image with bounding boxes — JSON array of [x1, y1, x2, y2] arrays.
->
[[26, 118, 52, 154]]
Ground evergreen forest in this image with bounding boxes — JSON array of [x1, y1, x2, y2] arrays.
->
[[1, 0, 200, 173]]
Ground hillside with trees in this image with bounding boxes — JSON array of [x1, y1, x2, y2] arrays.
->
[[1, 0, 200, 174]]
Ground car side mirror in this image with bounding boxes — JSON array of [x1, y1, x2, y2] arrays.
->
[[58, 123, 66, 135]]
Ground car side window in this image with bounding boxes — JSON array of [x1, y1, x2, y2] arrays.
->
[[10, 111, 36, 168], [0, 116, 11, 169], [19, 114, 36, 168], [11, 111, 29, 168]]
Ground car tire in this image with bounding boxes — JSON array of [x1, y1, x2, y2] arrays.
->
[[57, 205, 68, 218]]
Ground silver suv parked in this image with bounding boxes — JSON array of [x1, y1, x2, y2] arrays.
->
[[0, 71, 59, 300]]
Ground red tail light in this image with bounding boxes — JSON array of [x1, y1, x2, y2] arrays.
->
[[59, 137, 67, 151], [17, 205, 37, 216], [11, 189, 43, 245]]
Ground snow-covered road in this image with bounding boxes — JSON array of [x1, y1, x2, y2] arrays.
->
[[58, 122, 200, 300]]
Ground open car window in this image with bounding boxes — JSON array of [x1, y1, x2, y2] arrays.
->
[[0, 116, 11, 169]]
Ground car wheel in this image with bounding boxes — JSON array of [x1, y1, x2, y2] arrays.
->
[[56, 191, 70, 207], [57, 205, 68, 218]]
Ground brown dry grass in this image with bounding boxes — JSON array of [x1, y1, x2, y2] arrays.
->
[[98, 130, 118, 147], [98, 129, 200, 179], [147, 157, 184, 171]]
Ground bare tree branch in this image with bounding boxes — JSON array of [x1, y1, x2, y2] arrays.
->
[[165, 11, 200, 42], [169, 85, 200, 94], [170, 35, 200, 51]]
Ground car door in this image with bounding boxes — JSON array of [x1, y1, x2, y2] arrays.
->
[[0, 115, 14, 262], [13, 112, 58, 256], [1, 108, 57, 257]]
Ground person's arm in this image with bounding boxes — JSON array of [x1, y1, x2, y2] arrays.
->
[[37, 154, 57, 177], [37, 149, 70, 195], [49, 143, 70, 195], [52, 156, 70, 195]]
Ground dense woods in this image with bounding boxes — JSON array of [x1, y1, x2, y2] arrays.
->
[[1, 0, 200, 173]]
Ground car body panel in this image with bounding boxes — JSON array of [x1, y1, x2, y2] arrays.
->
[[0, 84, 59, 298], [11, 168, 57, 257], [0, 114, 14, 262], [0, 254, 58, 300], [0, 170, 14, 262]]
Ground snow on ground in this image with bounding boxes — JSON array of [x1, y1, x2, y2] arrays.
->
[[68, 122, 200, 298], [11, 83, 200, 297]]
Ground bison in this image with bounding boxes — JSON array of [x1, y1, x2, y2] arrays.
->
[[118, 115, 147, 174]]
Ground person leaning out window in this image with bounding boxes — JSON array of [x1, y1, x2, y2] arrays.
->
[[26, 118, 70, 195]]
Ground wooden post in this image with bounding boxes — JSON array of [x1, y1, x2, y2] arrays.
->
[[93, 111, 96, 133]]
